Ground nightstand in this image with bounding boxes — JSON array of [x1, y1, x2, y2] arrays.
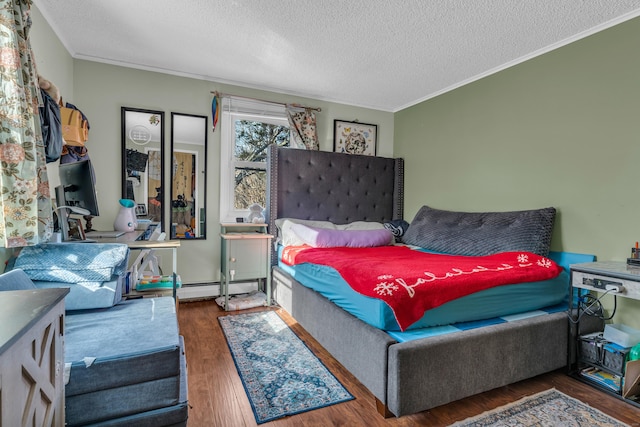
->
[[220, 223, 273, 311], [569, 261, 640, 407]]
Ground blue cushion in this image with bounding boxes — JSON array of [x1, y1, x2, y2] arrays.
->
[[64, 297, 182, 425], [547, 250, 596, 273], [548, 250, 596, 304], [32, 275, 123, 311], [0, 269, 37, 291]]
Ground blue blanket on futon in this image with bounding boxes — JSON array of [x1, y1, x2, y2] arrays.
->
[[15, 243, 129, 283]]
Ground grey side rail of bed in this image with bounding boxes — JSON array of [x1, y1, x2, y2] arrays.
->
[[265, 146, 568, 417]]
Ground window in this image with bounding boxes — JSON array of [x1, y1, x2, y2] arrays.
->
[[220, 98, 289, 222]]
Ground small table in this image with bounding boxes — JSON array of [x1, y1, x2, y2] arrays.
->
[[220, 223, 273, 310], [569, 261, 640, 407]]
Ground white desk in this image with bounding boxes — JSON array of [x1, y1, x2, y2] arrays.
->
[[569, 261, 640, 407], [93, 230, 180, 299]]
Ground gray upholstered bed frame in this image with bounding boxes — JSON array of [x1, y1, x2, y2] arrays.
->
[[266, 146, 568, 417]]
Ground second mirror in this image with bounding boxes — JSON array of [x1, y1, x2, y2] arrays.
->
[[170, 113, 208, 239]]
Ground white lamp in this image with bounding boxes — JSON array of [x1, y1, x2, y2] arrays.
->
[[53, 205, 91, 241]]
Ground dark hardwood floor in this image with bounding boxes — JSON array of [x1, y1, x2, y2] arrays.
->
[[178, 299, 640, 426]]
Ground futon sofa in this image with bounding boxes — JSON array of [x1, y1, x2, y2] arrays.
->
[[3, 243, 188, 426]]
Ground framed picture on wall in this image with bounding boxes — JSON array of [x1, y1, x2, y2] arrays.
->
[[333, 120, 377, 156], [135, 203, 148, 217], [68, 217, 85, 241]]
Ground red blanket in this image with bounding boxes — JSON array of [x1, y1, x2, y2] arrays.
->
[[282, 245, 562, 331]]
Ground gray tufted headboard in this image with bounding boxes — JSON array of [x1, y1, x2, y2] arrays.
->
[[266, 146, 404, 245]]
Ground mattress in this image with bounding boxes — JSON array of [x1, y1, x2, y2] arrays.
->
[[64, 297, 182, 426], [278, 248, 594, 331], [387, 304, 567, 342]]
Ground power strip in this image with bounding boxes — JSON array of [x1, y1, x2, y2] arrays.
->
[[573, 270, 640, 300], [583, 277, 623, 290]]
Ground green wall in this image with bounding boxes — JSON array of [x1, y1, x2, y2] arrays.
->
[[395, 17, 640, 327], [28, 5, 394, 284], [26, 5, 640, 325]]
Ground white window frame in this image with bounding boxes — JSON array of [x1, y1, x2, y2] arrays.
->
[[219, 98, 289, 223]]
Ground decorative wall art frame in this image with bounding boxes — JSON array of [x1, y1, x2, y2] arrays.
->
[[333, 120, 377, 156], [67, 217, 85, 240]]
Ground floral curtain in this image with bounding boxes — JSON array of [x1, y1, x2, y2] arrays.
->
[[286, 107, 319, 150], [0, 0, 53, 247]]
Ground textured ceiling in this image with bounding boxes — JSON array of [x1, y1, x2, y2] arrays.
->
[[36, 0, 640, 112]]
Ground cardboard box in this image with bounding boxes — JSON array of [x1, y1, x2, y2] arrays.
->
[[623, 360, 640, 399]]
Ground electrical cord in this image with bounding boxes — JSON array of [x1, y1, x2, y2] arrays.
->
[[568, 290, 617, 324]]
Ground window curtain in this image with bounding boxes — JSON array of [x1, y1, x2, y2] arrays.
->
[[286, 107, 319, 150], [0, 0, 53, 248]]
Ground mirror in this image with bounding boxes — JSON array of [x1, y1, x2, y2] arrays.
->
[[121, 107, 165, 229], [170, 113, 207, 239]]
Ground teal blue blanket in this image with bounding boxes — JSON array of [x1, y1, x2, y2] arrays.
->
[[15, 243, 129, 283]]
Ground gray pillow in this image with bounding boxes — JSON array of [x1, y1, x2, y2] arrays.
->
[[402, 205, 556, 256]]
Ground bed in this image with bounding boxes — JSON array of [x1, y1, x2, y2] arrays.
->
[[265, 146, 582, 417]]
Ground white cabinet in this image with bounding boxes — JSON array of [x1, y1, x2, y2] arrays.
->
[[0, 288, 68, 426], [220, 223, 273, 310]]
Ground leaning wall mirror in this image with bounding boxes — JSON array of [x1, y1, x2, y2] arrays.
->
[[170, 112, 207, 239], [121, 107, 165, 229]]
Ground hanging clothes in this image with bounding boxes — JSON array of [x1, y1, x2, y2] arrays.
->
[[286, 107, 319, 150], [0, 0, 53, 247]]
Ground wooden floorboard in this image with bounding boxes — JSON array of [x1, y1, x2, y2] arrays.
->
[[178, 299, 640, 426]]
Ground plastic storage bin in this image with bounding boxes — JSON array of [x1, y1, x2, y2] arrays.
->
[[578, 334, 630, 376], [604, 324, 640, 348], [602, 342, 630, 375]]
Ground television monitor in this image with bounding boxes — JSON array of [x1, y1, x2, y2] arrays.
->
[[58, 159, 100, 216]]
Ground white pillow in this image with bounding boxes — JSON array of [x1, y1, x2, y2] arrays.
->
[[276, 219, 335, 246], [275, 218, 385, 247]]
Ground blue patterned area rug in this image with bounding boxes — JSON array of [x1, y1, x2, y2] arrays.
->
[[451, 388, 629, 427], [218, 310, 354, 424]]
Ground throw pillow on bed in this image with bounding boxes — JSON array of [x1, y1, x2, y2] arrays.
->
[[276, 218, 387, 247], [276, 218, 337, 246], [384, 219, 410, 242], [402, 205, 556, 256], [290, 223, 393, 248]]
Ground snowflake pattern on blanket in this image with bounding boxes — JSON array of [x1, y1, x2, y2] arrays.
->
[[282, 246, 562, 331]]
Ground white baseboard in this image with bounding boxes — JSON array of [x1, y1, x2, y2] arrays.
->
[[176, 281, 258, 300]]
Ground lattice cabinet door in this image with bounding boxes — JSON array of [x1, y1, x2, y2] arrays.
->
[[0, 297, 66, 427]]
